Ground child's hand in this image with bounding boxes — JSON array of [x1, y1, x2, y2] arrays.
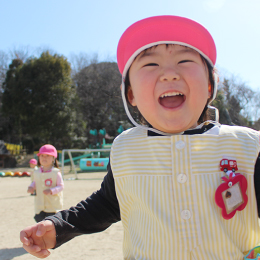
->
[[43, 189, 52, 195], [20, 220, 56, 258], [27, 187, 35, 194]]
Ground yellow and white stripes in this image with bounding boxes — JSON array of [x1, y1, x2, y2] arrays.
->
[[110, 125, 260, 260]]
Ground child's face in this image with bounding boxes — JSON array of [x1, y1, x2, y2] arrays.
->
[[30, 163, 36, 168], [39, 154, 54, 168], [127, 44, 211, 133]]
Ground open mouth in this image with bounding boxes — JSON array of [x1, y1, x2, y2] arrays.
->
[[159, 92, 185, 108]]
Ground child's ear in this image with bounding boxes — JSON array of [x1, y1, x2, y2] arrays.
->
[[127, 86, 137, 106]]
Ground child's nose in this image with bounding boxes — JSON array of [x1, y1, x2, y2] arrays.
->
[[160, 67, 180, 82]]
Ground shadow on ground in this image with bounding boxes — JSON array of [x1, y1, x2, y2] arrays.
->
[[0, 247, 27, 260]]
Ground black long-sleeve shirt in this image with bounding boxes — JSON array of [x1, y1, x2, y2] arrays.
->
[[46, 124, 260, 248]]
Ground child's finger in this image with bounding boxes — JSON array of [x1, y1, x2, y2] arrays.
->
[[20, 229, 33, 246], [23, 244, 50, 258], [35, 222, 47, 237], [28, 237, 34, 245], [36, 220, 54, 237]]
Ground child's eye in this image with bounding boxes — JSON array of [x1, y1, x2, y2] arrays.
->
[[143, 63, 158, 67], [178, 60, 193, 64]]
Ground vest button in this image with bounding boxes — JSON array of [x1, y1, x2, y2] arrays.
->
[[181, 210, 191, 220], [177, 173, 187, 183], [176, 140, 185, 150]]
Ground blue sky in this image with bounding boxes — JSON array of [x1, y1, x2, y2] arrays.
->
[[1, 0, 259, 90]]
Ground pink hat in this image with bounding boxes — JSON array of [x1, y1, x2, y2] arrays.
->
[[29, 158, 37, 165], [117, 16, 219, 131], [37, 144, 57, 158], [117, 15, 217, 78]]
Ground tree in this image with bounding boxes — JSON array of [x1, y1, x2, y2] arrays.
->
[[0, 51, 11, 140], [212, 77, 258, 128], [0, 50, 9, 90], [0, 58, 23, 143], [74, 62, 127, 145], [69, 52, 98, 78], [212, 88, 233, 125], [2, 51, 74, 151]]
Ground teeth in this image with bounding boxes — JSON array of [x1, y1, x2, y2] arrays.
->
[[160, 92, 183, 98]]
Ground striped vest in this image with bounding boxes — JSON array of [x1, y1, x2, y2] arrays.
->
[[110, 125, 260, 260], [34, 167, 63, 214]]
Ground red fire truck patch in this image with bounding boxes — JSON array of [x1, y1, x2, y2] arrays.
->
[[220, 159, 238, 173]]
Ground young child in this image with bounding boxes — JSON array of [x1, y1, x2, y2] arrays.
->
[[27, 144, 64, 222], [20, 16, 260, 260], [29, 158, 38, 196], [29, 158, 38, 170]]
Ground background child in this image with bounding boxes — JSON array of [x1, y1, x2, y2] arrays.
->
[[29, 159, 38, 170], [29, 158, 38, 196], [29, 158, 38, 170], [27, 144, 64, 223], [20, 16, 260, 260]]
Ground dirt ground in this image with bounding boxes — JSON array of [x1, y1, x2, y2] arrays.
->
[[0, 166, 124, 260]]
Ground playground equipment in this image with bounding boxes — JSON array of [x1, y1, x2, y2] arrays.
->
[[5, 171, 14, 176], [0, 171, 30, 177], [4, 142, 22, 155], [60, 127, 127, 179], [61, 147, 111, 179], [79, 158, 109, 171], [22, 171, 30, 177], [14, 171, 22, 176], [61, 128, 112, 179]]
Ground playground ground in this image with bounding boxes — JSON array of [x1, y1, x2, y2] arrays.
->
[[0, 166, 123, 260]]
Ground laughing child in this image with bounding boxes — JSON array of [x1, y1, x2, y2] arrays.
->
[[20, 16, 260, 260]]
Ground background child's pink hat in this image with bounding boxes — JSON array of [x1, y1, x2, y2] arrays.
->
[[117, 15, 217, 77], [29, 158, 37, 165], [37, 144, 57, 158]]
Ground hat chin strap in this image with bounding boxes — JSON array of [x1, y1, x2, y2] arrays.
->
[[121, 73, 219, 136], [208, 105, 219, 122]]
